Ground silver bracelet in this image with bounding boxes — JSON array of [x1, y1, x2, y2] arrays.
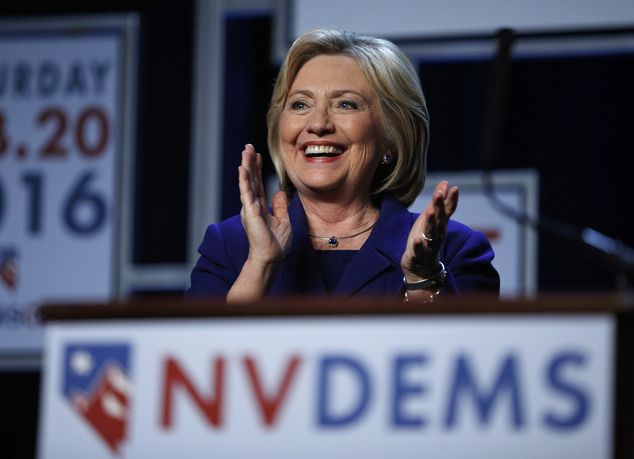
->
[[403, 262, 447, 290]]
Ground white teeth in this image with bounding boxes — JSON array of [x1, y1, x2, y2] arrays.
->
[[304, 145, 343, 155]]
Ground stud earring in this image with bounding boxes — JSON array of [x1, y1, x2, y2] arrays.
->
[[382, 152, 393, 165]]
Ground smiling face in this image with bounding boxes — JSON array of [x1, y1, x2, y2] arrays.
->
[[279, 54, 384, 203]]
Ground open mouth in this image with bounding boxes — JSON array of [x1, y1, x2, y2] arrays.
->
[[304, 145, 344, 158]]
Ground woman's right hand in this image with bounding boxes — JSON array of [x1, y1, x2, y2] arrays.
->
[[227, 144, 292, 302], [239, 144, 292, 263]]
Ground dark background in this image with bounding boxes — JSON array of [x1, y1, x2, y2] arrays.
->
[[420, 51, 634, 291], [1, 2, 633, 457]]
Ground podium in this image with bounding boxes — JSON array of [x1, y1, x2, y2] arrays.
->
[[37, 295, 633, 458]]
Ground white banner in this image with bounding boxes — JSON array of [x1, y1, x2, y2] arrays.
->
[[293, 0, 634, 39], [39, 314, 615, 458], [0, 19, 135, 356]]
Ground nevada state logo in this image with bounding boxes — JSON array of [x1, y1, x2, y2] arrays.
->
[[0, 248, 18, 291], [63, 344, 132, 454]]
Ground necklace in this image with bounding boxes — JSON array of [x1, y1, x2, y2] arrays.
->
[[308, 223, 376, 248]]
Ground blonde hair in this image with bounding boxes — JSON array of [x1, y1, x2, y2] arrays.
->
[[267, 29, 429, 207]]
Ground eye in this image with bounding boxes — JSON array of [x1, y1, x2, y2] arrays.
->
[[290, 100, 308, 110], [339, 100, 359, 110]]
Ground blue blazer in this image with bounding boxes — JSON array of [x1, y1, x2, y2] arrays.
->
[[188, 195, 499, 298]]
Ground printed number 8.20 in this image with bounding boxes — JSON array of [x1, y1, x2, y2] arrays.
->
[[0, 106, 109, 158]]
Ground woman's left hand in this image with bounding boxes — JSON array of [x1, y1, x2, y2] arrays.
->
[[401, 181, 459, 282]]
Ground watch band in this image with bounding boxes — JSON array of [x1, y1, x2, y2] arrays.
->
[[403, 262, 447, 290]]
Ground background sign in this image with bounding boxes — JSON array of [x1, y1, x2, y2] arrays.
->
[[293, 0, 634, 40], [39, 314, 615, 458], [0, 18, 137, 357]]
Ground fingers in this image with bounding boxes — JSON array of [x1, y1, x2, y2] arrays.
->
[[240, 144, 269, 212], [433, 181, 449, 202], [445, 186, 459, 218], [418, 183, 447, 243], [245, 144, 258, 191], [255, 149, 264, 195], [430, 181, 459, 222], [404, 181, 458, 280], [238, 163, 255, 208], [416, 181, 460, 246], [255, 150, 267, 208], [239, 144, 267, 217], [241, 144, 263, 199]]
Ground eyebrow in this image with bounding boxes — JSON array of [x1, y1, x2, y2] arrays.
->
[[287, 88, 371, 102], [287, 89, 313, 99]]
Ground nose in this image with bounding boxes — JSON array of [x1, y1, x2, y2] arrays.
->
[[306, 104, 334, 136]]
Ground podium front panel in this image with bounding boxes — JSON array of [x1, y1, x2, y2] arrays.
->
[[38, 313, 614, 458]]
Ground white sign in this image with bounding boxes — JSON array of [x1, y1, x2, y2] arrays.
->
[[39, 314, 615, 458], [293, 0, 634, 39], [0, 18, 136, 356]]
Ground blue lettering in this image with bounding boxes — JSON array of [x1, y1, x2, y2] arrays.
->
[[0, 176, 5, 229], [90, 61, 111, 94], [543, 352, 589, 429], [64, 61, 88, 96], [0, 64, 7, 98], [318, 356, 371, 427], [445, 354, 524, 428], [13, 62, 31, 98], [0, 61, 111, 100], [38, 61, 61, 97], [392, 354, 428, 427]]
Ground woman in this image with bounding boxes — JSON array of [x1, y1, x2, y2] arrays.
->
[[189, 29, 499, 301]]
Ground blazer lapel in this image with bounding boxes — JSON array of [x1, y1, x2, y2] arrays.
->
[[335, 196, 412, 295], [270, 194, 412, 296], [271, 195, 327, 295]]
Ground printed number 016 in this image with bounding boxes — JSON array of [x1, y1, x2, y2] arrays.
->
[[0, 170, 107, 236]]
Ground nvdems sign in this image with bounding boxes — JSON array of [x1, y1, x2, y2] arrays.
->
[[39, 315, 615, 458], [0, 16, 138, 356]]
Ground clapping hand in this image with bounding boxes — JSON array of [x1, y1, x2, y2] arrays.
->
[[401, 181, 459, 282], [238, 144, 292, 265]]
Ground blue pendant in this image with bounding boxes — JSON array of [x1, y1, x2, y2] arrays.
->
[[328, 237, 338, 248]]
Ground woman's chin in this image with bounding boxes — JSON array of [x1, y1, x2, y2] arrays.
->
[[296, 181, 371, 203]]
